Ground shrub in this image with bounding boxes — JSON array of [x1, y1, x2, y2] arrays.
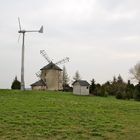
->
[[134, 89, 140, 101], [11, 77, 21, 90], [116, 91, 123, 99], [134, 82, 140, 101]]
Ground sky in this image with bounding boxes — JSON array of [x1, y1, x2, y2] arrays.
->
[[0, 0, 140, 88]]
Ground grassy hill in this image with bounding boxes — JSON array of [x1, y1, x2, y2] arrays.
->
[[0, 90, 140, 140]]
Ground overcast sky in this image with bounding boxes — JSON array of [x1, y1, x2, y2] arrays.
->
[[0, 0, 140, 88]]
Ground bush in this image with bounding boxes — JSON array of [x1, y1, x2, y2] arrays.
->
[[95, 86, 108, 97], [90, 79, 96, 94], [134, 82, 140, 101], [116, 91, 123, 99], [11, 77, 21, 90], [134, 89, 140, 101]]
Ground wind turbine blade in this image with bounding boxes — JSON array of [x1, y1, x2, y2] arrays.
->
[[39, 26, 43, 33], [18, 17, 22, 30], [18, 34, 21, 43]]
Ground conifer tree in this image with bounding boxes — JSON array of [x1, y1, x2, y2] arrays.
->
[[11, 76, 21, 89], [73, 70, 81, 81]]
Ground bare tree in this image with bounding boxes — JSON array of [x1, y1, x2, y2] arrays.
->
[[63, 66, 69, 86], [129, 62, 140, 82]]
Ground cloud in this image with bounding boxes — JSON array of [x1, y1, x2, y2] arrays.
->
[[0, 0, 140, 88]]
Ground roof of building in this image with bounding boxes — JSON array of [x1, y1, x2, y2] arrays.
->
[[72, 80, 90, 86], [31, 79, 46, 86], [40, 62, 62, 71]]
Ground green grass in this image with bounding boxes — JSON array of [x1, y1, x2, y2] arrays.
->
[[0, 90, 140, 140]]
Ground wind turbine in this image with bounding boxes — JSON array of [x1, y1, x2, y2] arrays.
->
[[18, 18, 43, 90]]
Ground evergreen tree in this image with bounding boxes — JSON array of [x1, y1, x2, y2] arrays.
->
[[102, 81, 110, 95], [115, 75, 126, 99], [125, 80, 135, 99], [90, 79, 96, 94], [11, 76, 21, 89], [134, 82, 140, 101], [117, 74, 123, 84], [73, 70, 81, 81]]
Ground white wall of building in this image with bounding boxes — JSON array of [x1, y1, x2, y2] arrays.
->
[[81, 86, 89, 95], [73, 82, 89, 95]]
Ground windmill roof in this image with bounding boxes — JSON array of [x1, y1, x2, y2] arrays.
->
[[40, 62, 62, 71], [31, 79, 46, 86], [72, 80, 90, 86]]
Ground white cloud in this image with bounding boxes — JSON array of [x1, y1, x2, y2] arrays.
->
[[0, 0, 140, 88]]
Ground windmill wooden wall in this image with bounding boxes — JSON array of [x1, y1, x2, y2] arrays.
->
[[41, 69, 63, 90]]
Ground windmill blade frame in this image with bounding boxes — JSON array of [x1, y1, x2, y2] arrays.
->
[[55, 57, 69, 65], [36, 71, 41, 78], [40, 50, 51, 63]]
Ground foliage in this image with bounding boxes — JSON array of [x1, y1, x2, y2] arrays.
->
[[11, 76, 21, 89], [63, 84, 73, 92], [96, 75, 135, 100], [125, 80, 135, 99], [89, 78, 96, 94], [73, 70, 81, 81], [98, 86, 108, 97], [134, 82, 140, 101], [0, 90, 140, 139]]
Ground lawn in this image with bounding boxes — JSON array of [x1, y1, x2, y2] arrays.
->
[[0, 90, 140, 140]]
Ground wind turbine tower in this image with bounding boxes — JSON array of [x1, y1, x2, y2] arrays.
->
[[18, 18, 43, 90]]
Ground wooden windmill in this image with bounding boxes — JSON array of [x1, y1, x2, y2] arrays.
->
[[31, 50, 69, 91]]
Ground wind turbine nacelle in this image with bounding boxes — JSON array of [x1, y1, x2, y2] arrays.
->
[[18, 30, 26, 33], [39, 26, 43, 33]]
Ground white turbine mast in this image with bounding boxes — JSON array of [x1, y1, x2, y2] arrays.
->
[[18, 17, 43, 90]]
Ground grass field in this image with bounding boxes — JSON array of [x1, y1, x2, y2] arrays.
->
[[0, 90, 140, 140]]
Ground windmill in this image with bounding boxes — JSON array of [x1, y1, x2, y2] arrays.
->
[[32, 50, 69, 91], [18, 18, 43, 90], [40, 50, 69, 65]]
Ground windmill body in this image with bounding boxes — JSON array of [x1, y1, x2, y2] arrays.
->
[[40, 62, 63, 90]]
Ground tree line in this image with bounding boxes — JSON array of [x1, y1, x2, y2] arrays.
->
[[89, 75, 140, 101], [11, 62, 140, 101]]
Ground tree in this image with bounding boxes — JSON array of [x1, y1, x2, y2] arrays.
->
[[11, 76, 21, 89], [73, 70, 81, 81], [115, 75, 127, 99], [109, 76, 118, 95], [125, 80, 135, 99], [63, 66, 69, 86], [62, 66, 71, 91], [117, 74, 123, 84], [90, 79, 96, 94], [102, 81, 111, 95], [134, 82, 140, 101], [129, 62, 140, 82]]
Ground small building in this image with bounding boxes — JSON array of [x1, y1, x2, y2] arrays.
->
[[31, 79, 47, 90], [72, 80, 90, 95]]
